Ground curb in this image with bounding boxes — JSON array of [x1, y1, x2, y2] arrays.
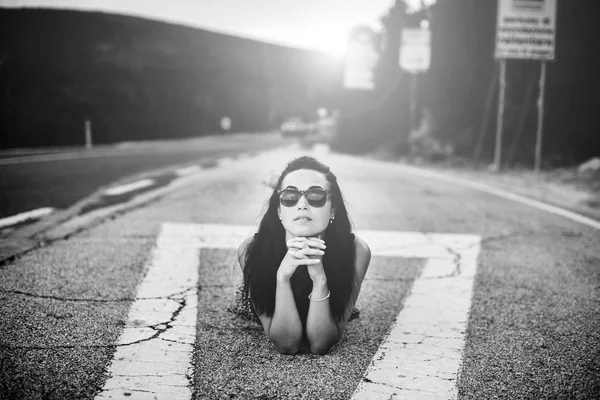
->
[[0, 151, 261, 265]]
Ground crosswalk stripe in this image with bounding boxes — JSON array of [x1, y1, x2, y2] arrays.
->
[[96, 223, 200, 399], [96, 223, 480, 399], [351, 230, 481, 399]]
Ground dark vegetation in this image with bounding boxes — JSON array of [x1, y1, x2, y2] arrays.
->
[[0, 8, 341, 148], [339, 0, 600, 167]]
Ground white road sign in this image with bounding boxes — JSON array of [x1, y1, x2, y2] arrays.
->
[[343, 27, 378, 90], [495, 0, 557, 60], [400, 28, 431, 73]]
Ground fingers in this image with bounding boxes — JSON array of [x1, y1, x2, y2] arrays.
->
[[290, 248, 304, 258], [286, 248, 320, 264], [287, 238, 325, 259], [305, 237, 326, 249], [286, 237, 326, 250], [288, 247, 324, 258]]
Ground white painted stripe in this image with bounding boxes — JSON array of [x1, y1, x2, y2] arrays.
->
[[175, 165, 202, 176], [104, 179, 155, 196], [96, 223, 200, 399], [96, 223, 479, 399], [351, 237, 481, 400], [0, 207, 54, 229], [395, 164, 600, 230], [0, 150, 147, 165], [0, 152, 100, 165]]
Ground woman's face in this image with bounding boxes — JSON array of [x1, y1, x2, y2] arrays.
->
[[278, 169, 334, 240]]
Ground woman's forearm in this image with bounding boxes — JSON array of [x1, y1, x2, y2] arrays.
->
[[305, 279, 339, 354], [268, 278, 303, 354]]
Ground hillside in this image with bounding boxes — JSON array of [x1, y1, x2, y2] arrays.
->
[[0, 8, 342, 148]]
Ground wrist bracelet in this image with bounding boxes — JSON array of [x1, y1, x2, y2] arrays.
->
[[308, 290, 330, 302]]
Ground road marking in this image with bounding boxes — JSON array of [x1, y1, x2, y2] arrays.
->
[[104, 179, 155, 196], [96, 223, 201, 399], [351, 230, 480, 399], [175, 165, 202, 176], [0, 207, 54, 229], [394, 164, 600, 230], [97, 223, 479, 399], [0, 150, 152, 165]]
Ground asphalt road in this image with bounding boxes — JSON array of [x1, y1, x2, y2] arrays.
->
[[0, 133, 289, 219], [0, 145, 598, 399]]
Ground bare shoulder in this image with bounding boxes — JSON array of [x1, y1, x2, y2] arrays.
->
[[354, 235, 372, 281], [237, 236, 254, 270]]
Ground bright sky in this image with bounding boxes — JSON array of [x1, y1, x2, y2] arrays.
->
[[1, 0, 430, 56]]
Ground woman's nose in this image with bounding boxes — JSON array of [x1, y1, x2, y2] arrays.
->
[[296, 195, 309, 209]]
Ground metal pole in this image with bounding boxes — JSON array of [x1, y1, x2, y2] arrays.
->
[[84, 118, 92, 149], [493, 60, 506, 172], [534, 61, 546, 173], [409, 72, 417, 133], [202, 93, 209, 134]]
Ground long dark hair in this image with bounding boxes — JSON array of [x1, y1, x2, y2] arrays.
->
[[242, 156, 357, 322]]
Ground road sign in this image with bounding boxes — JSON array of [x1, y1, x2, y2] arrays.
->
[[400, 28, 431, 73], [343, 27, 378, 90], [495, 0, 557, 60]]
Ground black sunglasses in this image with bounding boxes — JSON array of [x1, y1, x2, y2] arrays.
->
[[278, 188, 331, 208]]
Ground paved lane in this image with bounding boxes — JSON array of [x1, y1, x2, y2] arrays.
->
[[0, 147, 598, 399], [0, 133, 287, 219]]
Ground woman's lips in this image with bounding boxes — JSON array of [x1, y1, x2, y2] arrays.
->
[[294, 216, 312, 223]]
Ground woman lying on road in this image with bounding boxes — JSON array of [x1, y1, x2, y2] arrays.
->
[[236, 156, 371, 355]]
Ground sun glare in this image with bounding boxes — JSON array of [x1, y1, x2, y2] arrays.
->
[[295, 21, 377, 57]]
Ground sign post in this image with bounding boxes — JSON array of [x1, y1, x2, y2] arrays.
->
[[84, 118, 92, 149], [494, 60, 506, 172], [494, 0, 557, 172], [535, 61, 546, 172]]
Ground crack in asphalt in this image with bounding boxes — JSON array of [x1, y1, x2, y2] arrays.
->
[[362, 376, 410, 393], [364, 276, 415, 282], [160, 337, 193, 346], [425, 234, 483, 279], [197, 284, 235, 289], [363, 375, 455, 394], [0, 289, 195, 350], [0, 287, 197, 302]]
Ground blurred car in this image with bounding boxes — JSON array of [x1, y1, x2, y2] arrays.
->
[[280, 118, 307, 138]]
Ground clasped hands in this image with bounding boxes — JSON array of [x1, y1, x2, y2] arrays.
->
[[277, 237, 327, 282]]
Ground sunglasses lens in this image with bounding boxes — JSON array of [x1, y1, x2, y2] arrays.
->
[[280, 190, 301, 207], [306, 190, 327, 207], [279, 189, 329, 207]]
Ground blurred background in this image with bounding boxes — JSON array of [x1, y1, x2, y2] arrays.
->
[[0, 0, 598, 168]]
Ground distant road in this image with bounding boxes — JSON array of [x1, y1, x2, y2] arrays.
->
[[0, 133, 288, 219]]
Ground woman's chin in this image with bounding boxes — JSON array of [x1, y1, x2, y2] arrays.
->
[[288, 225, 325, 238]]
